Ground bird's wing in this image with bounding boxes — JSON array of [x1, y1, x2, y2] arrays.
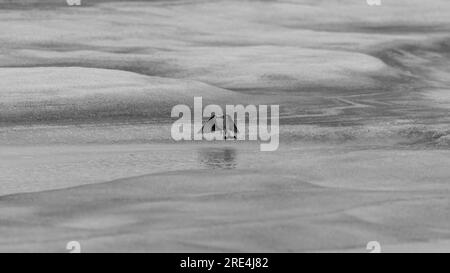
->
[[214, 116, 224, 131], [225, 115, 239, 133], [200, 116, 216, 134]]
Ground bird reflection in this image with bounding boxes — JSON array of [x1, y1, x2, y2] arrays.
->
[[198, 147, 237, 169]]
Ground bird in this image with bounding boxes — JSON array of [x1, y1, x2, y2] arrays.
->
[[200, 113, 238, 140]]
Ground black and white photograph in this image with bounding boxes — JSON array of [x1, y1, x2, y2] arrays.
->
[[0, 0, 449, 256]]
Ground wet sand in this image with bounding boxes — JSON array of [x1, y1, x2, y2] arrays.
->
[[0, 143, 449, 252]]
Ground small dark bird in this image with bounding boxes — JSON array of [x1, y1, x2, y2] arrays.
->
[[200, 114, 238, 140]]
